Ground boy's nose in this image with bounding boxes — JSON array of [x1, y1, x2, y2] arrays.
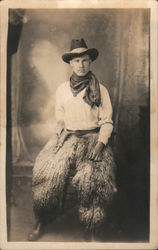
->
[[79, 62, 83, 67], [79, 61, 83, 67]]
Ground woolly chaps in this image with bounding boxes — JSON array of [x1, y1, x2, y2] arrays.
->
[[32, 131, 117, 230]]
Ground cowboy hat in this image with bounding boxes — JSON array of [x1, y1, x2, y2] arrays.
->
[[62, 38, 99, 64]]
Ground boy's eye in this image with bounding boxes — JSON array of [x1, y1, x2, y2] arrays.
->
[[73, 58, 89, 63]]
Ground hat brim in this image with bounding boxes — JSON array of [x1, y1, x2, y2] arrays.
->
[[62, 48, 99, 64]]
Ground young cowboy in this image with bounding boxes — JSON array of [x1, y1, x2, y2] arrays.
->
[[28, 38, 117, 241]]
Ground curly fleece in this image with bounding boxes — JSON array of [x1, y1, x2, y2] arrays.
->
[[32, 132, 117, 230]]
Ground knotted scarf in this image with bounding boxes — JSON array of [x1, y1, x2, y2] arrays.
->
[[70, 71, 101, 107]]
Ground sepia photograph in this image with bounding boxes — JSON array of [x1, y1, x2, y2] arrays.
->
[[0, 0, 157, 249]]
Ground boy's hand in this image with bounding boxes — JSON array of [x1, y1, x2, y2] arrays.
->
[[89, 142, 105, 162], [55, 120, 65, 137]]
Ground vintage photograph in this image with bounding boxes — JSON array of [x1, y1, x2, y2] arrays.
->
[[0, 1, 158, 249]]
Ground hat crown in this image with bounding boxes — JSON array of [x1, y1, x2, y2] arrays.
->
[[70, 38, 88, 51]]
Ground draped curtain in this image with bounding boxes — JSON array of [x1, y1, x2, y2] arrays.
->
[[8, 8, 150, 239], [10, 9, 149, 168]]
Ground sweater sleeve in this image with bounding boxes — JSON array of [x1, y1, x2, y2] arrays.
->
[[55, 87, 65, 136], [55, 87, 65, 123], [98, 85, 113, 145]]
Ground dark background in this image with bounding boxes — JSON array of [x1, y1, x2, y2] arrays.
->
[[7, 8, 150, 241]]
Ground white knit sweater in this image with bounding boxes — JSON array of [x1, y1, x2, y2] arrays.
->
[[55, 81, 113, 145]]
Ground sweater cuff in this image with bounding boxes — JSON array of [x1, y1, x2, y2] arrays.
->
[[98, 123, 113, 145]]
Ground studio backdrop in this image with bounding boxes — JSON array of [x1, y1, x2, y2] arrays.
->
[[7, 8, 150, 241]]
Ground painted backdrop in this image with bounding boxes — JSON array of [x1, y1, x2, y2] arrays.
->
[[8, 8, 150, 240]]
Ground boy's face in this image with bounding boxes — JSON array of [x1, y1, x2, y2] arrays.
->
[[70, 54, 91, 76]]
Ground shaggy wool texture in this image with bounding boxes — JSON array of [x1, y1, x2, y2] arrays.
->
[[32, 130, 117, 230]]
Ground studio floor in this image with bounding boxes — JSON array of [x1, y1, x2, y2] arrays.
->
[[7, 175, 149, 242]]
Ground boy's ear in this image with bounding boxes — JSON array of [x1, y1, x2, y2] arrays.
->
[[70, 60, 73, 66], [89, 56, 92, 63]]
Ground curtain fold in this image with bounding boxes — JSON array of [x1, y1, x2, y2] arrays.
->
[[10, 9, 149, 168]]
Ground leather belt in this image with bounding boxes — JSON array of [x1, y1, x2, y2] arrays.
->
[[66, 127, 100, 136]]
